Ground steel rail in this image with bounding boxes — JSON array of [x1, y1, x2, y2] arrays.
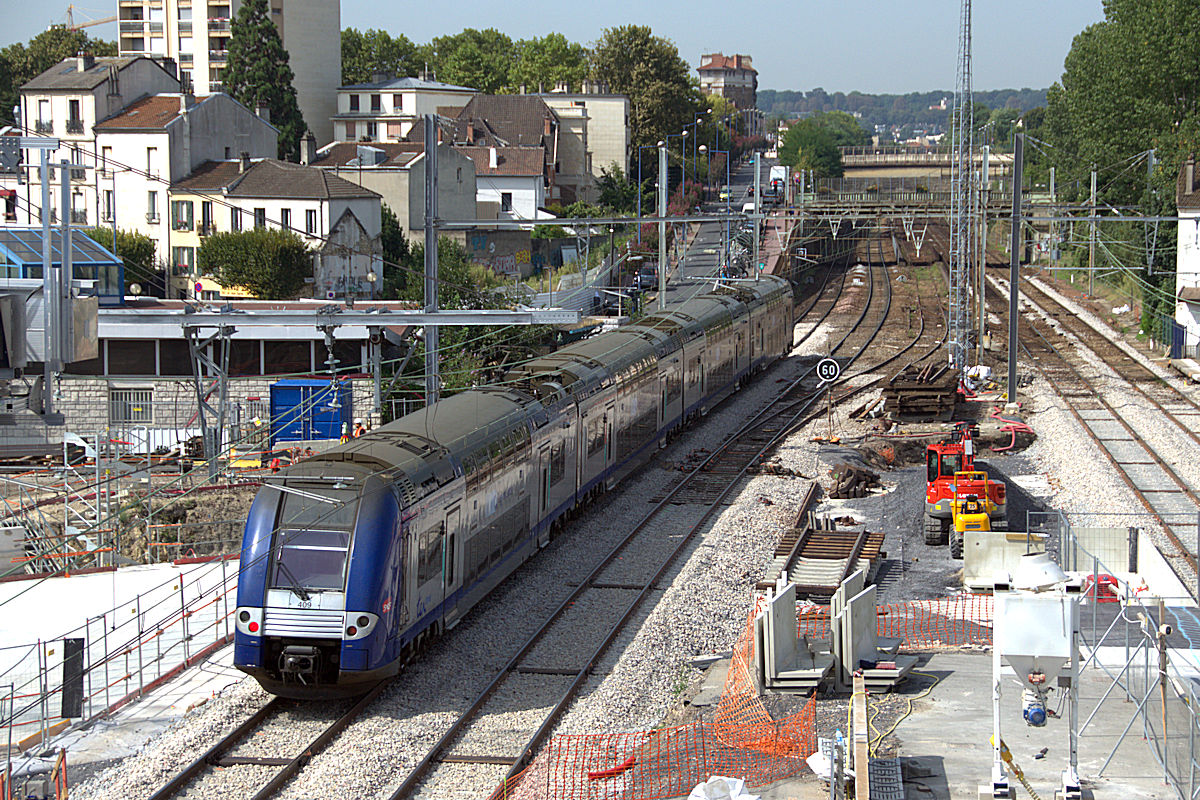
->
[[389, 231, 896, 800]]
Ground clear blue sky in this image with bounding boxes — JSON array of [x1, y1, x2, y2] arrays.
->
[[10, 0, 1103, 93]]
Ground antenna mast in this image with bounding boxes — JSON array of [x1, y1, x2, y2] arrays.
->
[[948, 0, 975, 368]]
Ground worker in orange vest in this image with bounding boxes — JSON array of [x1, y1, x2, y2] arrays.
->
[[353, 418, 367, 438]]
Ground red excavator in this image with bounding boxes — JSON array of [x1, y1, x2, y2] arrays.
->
[[925, 423, 1007, 557]]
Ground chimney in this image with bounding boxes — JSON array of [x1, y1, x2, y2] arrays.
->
[[300, 131, 317, 165], [519, 84, 527, 95], [1188, 157, 1195, 196], [489, 147, 498, 170], [77, 51, 95, 72], [370, 71, 392, 85], [240, 152, 252, 173], [255, 103, 270, 124]]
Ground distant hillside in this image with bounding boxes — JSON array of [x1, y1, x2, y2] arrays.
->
[[758, 88, 1048, 129]]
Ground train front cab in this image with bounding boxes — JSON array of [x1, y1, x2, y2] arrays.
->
[[233, 468, 402, 698]]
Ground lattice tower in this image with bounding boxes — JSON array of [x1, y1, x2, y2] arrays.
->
[[948, 0, 975, 368]]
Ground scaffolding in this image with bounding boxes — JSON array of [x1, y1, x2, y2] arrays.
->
[[948, 0, 976, 369]]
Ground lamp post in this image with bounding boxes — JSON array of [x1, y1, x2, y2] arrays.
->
[[712, 149, 731, 270], [698, 144, 708, 202]]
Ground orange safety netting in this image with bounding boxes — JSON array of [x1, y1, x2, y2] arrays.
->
[[799, 594, 994, 649], [493, 597, 817, 800]]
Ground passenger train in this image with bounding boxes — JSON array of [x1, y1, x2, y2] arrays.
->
[[233, 276, 794, 697]]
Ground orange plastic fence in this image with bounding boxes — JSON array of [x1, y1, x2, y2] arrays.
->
[[493, 597, 817, 800], [799, 594, 994, 649]]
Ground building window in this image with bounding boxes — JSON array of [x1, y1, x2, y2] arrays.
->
[[100, 145, 112, 177], [349, 94, 359, 112], [392, 94, 403, 111], [200, 200, 213, 234], [102, 190, 114, 222], [344, 120, 356, 139], [108, 386, 153, 423], [146, 147, 157, 177], [146, 191, 159, 223], [171, 199, 193, 231], [254, 208, 266, 228], [306, 209, 317, 233], [370, 94, 381, 112], [280, 208, 291, 230], [501, 192, 513, 212], [386, 121, 403, 139], [4, 194, 16, 222], [365, 121, 377, 140], [231, 206, 242, 231], [171, 245, 195, 276], [37, 99, 51, 133]]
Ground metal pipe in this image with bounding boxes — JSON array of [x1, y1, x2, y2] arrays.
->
[[658, 144, 667, 310], [423, 114, 439, 406]]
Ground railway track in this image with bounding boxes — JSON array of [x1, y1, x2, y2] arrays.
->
[[987, 274, 1200, 594], [147, 682, 387, 800], [385, 234, 904, 800]]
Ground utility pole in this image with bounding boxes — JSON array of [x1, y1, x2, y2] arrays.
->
[[423, 114, 439, 405], [658, 143, 667, 310], [40, 149, 54, 419], [1006, 132, 1024, 411], [977, 145, 989, 364], [1049, 166, 1057, 274], [1088, 164, 1097, 297], [753, 154, 761, 281]]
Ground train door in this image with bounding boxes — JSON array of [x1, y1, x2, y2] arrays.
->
[[442, 504, 463, 627], [537, 443, 551, 545], [604, 402, 615, 476]]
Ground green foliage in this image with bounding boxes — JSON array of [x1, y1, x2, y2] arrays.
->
[[78, 227, 156, 292], [511, 33, 588, 93], [430, 28, 514, 94], [758, 87, 1047, 131], [382, 236, 500, 308], [596, 163, 639, 213], [778, 117, 844, 178], [197, 228, 311, 299], [590, 25, 702, 150], [0, 28, 117, 125], [810, 110, 871, 148], [381, 204, 409, 268], [341, 28, 420, 84], [222, 0, 307, 161]]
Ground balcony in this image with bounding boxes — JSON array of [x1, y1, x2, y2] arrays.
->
[[148, 22, 163, 33], [70, 168, 86, 182], [198, 222, 216, 236], [207, 18, 230, 31], [35, 120, 53, 134], [101, 210, 114, 222], [66, 119, 85, 135], [208, 82, 224, 93], [120, 21, 145, 33], [179, 53, 193, 64], [146, 212, 160, 224], [178, 22, 192, 34], [70, 209, 88, 225], [208, 50, 228, 62]]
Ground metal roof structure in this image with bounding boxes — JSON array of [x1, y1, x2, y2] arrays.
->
[[0, 228, 120, 273]]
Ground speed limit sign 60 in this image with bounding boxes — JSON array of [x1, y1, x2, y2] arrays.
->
[[816, 357, 841, 383]]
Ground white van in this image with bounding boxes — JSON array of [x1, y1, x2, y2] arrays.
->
[[742, 201, 756, 215]]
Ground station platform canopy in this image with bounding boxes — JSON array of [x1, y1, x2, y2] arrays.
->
[[0, 228, 124, 306]]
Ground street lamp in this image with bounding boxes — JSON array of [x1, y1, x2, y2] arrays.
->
[[712, 149, 732, 269], [698, 144, 708, 202]]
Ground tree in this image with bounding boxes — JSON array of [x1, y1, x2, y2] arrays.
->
[[778, 118, 844, 178], [590, 26, 702, 151], [78, 226, 156, 293], [430, 28, 513, 94], [221, 0, 307, 161], [596, 163, 639, 213], [510, 33, 588, 93], [811, 111, 871, 148], [341, 28, 420, 84], [0, 28, 117, 125], [197, 228, 311, 299]]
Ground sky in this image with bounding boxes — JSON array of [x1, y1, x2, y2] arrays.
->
[[8, 0, 1104, 94]]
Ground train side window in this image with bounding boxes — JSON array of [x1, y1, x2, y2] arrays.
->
[[587, 419, 605, 458], [549, 440, 566, 485], [446, 533, 455, 585], [417, 524, 444, 585]]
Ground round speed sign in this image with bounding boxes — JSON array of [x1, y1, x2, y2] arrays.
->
[[816, 357, 841, 383]]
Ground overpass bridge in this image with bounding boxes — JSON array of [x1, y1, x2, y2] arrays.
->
[[839, 146, 1014, 178]]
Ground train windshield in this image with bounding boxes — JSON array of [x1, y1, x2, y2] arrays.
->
[[272, 488, 358, 592]]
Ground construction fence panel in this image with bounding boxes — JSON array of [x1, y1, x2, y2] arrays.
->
[[496, 600, 817, 800], [798, 595, 995, 650], [0, 558, 237, 749]]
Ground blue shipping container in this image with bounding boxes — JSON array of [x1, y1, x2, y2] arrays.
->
[[270, 379, 353, 445]]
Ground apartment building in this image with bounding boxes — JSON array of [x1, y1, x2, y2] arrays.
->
[[116, 0, 340, 144], [93, 91, 278, 268], [169, 157, 382, 300], [332, 75, 477, 144], [540, 87, 630, 188], [698, 53, 757, 110], [0, 55, 181, 229]]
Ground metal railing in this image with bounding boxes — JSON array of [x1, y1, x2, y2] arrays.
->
[[69, 209, 87, 225], [65, 120, 84, 135], [34, 121, 52, 134]]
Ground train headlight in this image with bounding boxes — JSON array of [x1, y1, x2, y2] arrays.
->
[[235, 606, 264, 637], [342, 611, 379, 641]]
